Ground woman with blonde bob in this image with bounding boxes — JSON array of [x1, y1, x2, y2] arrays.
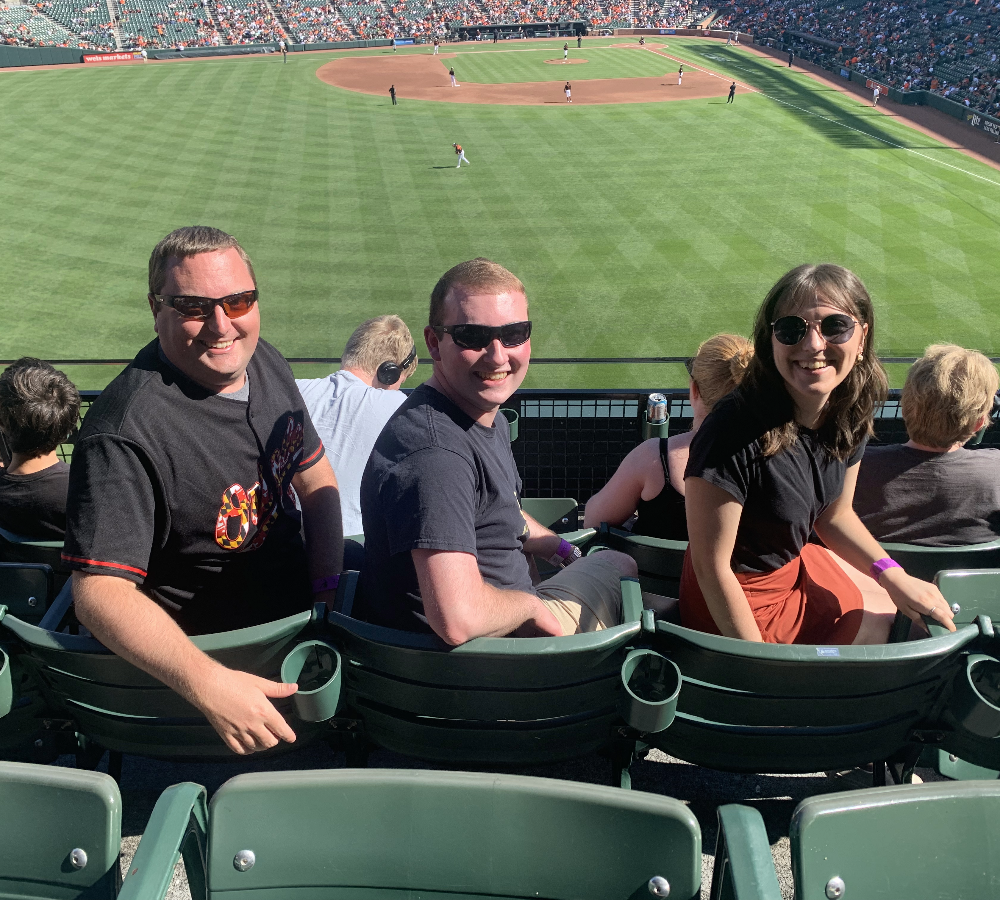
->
[[855, 344, 1000, 545], [680, 264, 956, 644], [584, 334, 753, 539]]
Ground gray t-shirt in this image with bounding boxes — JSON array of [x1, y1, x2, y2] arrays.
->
[[854, 444, 1000, 546], [356, 383, 532, 633], [296, 370, 405, 536]]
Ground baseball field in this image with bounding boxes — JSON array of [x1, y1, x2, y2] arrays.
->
[[1, 36, 998, 390]]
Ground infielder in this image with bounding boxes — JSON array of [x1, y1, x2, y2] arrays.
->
[[564, 81, 572, 102], [727, 81, 736, 102], [563, 42, 568, 61], [677, 64, 683, 86], [433, 37, 439, 54], [453, 143, 470, 167], [449, 66, 458, 86]]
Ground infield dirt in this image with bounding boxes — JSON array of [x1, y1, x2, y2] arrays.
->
[[317, 47, 735, 105]]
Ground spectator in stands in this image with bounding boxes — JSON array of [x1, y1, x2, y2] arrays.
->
[[584, 334, 752, 540], [63, 225, 343, 755], [680, 264, 956, 644], [356, 258, 640, 644], [296, 315, 417, 541], [0, 358, 80, 539], [854, 344, 1000, 546]]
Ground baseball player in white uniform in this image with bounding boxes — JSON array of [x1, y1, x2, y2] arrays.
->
[[453, 143, 470, 167]]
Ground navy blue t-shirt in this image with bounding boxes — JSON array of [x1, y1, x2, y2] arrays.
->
[[357, 384, 532, 633]]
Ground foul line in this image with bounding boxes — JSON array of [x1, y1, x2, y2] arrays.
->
[[645, 45, 1000, 189]]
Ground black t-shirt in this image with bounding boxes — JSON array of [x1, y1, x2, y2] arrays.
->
[[0, 461, 71, 539], [63, 339, 324, 635], [356, 384, 532, 633], [685, 395, 865, 574]]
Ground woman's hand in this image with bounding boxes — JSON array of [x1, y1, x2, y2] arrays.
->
[[880, 567, 957, 632]]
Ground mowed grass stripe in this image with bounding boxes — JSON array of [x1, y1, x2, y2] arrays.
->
[[0, 48, 998, 390]]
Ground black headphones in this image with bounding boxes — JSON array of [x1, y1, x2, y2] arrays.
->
[[376, 345, 417, 386]]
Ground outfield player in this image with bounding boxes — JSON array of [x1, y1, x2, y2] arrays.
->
[[454, 143, 470, 166], [278, 38, 286, 62], [873, 84, 880, 106], [564, 81, 572, 102]]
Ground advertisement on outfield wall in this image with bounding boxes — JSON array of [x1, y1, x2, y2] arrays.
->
[[865, 78, 888, 93], [967, 111, 1000, 138], [83, 52, 143, 62]]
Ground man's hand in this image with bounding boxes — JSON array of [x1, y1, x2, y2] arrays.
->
[[511, 597, 563, 637], [188, 665, 299, 755], [73, 573, 303, 753]]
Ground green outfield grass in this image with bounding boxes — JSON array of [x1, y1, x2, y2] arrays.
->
[[1, 36, 998, 390]]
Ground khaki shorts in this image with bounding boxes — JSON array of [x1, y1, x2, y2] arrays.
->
[[535, 554, 624, 635]]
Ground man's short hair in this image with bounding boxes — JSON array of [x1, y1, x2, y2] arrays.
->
[[429, 258, 527, 326], [902, 344, 1000, 448], [148, 226, 257, 296], [341, 315, 418, 380], [0, 358, 81, 455]]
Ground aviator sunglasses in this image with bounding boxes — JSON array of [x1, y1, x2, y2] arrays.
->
[[151, 289, 258, 321], [433, 321, 532, 351], [771, 313, 858, 346]]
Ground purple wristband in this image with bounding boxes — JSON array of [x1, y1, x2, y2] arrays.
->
[[312, 574, 340, 594], [555, 539, 574, 560], [870, 558, 902, 583]]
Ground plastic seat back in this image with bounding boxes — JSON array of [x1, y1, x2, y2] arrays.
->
[[588, 524, 686, 597], [519, 496, 578, 530], [0, 761, 121, 900], [206, 770, 701, 899], [882, 539, 1000, 583], [0, 528, 69, 588], [0, 563, 54, 626], [937, 568, 1000, 625], [791, 781, 1000, 899]]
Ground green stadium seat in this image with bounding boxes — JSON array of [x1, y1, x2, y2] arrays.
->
[[0, 563, 55, 626], [519, 496, 579, 530], [326, 572, 680, 787], [0, 527, 70, 591], [714, 781, 1000, 900], [0, 600, 342, 774], [119, 769, 703, 900], [881, 538, 1000, 582], [649, 616, 990, 784], [584, 523, 686, 598], [0, 761, 122, 900]]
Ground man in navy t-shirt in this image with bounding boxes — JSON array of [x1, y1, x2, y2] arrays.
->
[[63, 226, 344, 755], [357, 258, 638, 643]]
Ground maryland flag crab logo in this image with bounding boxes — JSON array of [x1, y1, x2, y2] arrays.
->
[[215, 482, 259, 550]]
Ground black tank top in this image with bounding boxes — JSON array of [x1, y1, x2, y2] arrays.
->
[[633, 438, 688, 541]]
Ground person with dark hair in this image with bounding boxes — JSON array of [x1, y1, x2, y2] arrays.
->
[[0, 358, 80, 539], [727, 81, 736, 102], [584, 334, 753, 540], [63, 225, 344, 756], [389, 84, 397, 105], [357, 258, 640, 643], [680, 264, 956, 644]]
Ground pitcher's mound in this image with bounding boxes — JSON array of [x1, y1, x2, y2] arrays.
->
[[544, 58, 588, 64]]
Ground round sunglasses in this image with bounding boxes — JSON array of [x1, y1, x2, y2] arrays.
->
[[151, 290, 258, 321], [433, 321, 532, 351], [771, 313, 858, 346]]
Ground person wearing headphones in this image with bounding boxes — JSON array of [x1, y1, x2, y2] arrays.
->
[[296, 315, 418, 542]]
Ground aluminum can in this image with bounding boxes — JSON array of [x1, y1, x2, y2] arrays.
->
[[647, 393, 667, 425]]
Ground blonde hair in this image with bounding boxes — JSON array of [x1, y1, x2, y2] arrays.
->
[[341, 315, 418, 381], [148, 226, 256, 295], [690, 334, 753, 411], [429, 258, 526, 326], [902, 344, 999, 448]]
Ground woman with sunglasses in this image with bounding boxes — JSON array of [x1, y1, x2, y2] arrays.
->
[[584, 334, 752, 539], [680, 264, 956, 644]]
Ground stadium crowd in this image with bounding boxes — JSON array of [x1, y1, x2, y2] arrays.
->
[[1, 224, 995, 754], [714, 0, 1000, 114]]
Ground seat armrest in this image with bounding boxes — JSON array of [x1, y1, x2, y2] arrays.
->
[[710, 805, 782, 900], [38, 578, 74, 632], [333, 570, 360, 617], [119, 782, 208, 900]]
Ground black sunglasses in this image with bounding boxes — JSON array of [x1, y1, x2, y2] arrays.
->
[[771, 313, 857, 346], [151, 289, 258, 321], [433, 321, 532, 351]]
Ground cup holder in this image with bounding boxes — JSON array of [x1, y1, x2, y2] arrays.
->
[[0, 649, 11, 719], [280, 641, 342, 723], [619, 649, 681, 734], [950, 654, 1000, 739], [501, 408, 519, 442]]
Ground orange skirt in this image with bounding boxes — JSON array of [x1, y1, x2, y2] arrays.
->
[[679, 543, 864, 644]]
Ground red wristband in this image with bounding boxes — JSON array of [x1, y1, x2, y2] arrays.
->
[[312, 574, 340, 594], [869, 558, 902, 583]]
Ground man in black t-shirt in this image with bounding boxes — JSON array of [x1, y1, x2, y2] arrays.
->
[[0, 358, 80, 539], [63, 226, 344, 756], [357, 258, 637, 643]]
